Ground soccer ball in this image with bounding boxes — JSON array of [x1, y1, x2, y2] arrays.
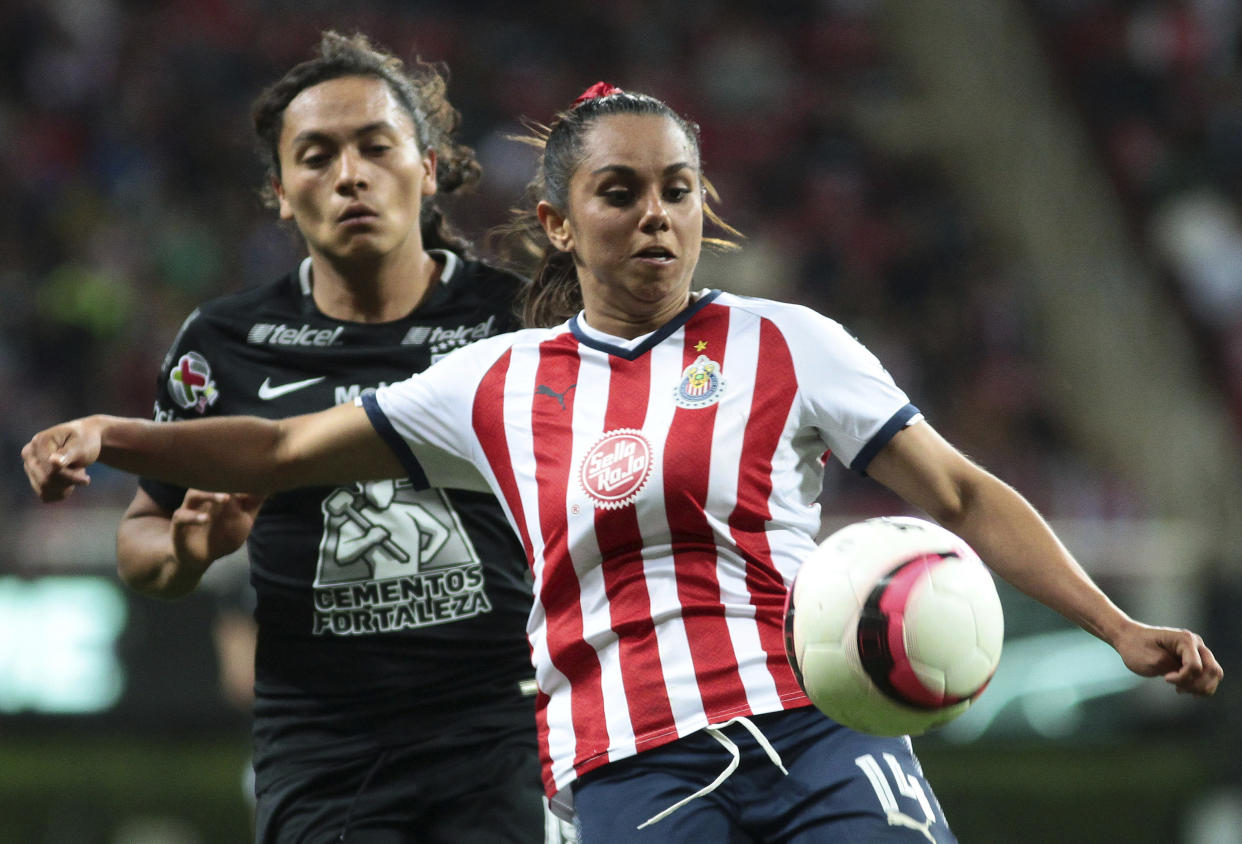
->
[[784, 516, 1004, 736]]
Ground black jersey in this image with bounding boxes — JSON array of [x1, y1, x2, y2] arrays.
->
[[140, 251, 535, 754]]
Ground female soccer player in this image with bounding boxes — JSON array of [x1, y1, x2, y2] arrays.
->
[[24, 83, 1221, 843], [106, 32, 558, 844]]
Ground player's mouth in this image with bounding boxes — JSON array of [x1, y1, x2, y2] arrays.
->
[[337, 204, 379, 227], [632, 245, 676, 265]]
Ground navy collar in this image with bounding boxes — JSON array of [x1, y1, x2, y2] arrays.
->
[[569, 290, 722, 360]]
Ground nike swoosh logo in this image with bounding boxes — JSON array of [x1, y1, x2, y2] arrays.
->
[[258, 376, 326, 400]]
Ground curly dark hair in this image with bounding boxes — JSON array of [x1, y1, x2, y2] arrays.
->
[[251, 30, 480, 256], [495, 86, 741, 327]]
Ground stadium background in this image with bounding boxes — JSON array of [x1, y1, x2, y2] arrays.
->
[[2, 0, 1241, 841]]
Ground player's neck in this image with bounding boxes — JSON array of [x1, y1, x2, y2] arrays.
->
[[580, 288, 695, 340], [307, 247, 440, 323]]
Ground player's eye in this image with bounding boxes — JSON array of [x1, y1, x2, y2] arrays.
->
[[664, 186, 691, 203], [602, 189, 633, 207]]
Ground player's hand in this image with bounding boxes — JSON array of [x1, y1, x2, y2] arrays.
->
[[1113, 621, 1222, 697], [22, 417, 103, 502], [171, 490, 265, 568]]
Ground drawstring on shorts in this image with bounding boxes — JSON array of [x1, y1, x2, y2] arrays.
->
[[338, 748, 390, 842], [637, 715, 790, 830]]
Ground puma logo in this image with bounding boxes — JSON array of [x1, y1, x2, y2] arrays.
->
[[536, 383, 576, 409]]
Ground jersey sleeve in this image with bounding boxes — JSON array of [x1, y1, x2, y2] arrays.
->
[[361, 333, 516, 493], [138, 308, 217, 512], [780, 305, 922, 474]]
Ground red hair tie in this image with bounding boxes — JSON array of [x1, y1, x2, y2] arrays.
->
[[572, 81, 622, 108]]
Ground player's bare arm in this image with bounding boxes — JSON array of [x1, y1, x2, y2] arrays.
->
[[116, 487, 263, 600], [868, 420, 1222, 697], [24, 402, 403, 501]]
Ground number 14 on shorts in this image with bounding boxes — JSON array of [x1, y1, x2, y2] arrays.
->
[[855, 752, 938, 839]]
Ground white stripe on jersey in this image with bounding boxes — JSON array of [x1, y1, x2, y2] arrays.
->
[[643, 337, 709, 730], [568, 344, 637, 763], [709, 307, 785, 715]]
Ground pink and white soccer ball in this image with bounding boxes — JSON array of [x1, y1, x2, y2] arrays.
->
[[784, 516, 1004, 736]]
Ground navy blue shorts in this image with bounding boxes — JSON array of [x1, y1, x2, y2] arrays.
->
[[572, 707, 955, 843]]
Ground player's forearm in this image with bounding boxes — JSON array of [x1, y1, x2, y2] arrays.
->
[[116, 513, 208, 599], [943, 473, 1133, 646], [94, 414, 286, 494], [868, 424, 1133, 646]]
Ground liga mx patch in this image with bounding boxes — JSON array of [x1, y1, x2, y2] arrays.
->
[[168, 351, 219, 413], [673, 354, 725, 409]]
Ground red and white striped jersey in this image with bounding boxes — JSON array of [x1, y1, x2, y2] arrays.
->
[[363, 289, 920, 812]]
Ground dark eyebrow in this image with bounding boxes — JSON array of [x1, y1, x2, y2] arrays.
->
[[290, 121, 397, 147], [589, 162, 696, 178]]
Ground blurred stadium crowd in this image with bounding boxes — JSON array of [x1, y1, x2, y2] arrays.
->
[[0, 0, 1131, 517], [1, 0, 1239, 526], [1029, 0, 1242, 432]]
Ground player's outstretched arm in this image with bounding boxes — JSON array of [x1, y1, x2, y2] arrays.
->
[[867, 420, 1222, 697], [23, 403, 403, 502], [116, 487, 264, 600]]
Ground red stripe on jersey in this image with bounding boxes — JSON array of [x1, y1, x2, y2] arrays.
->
[[594, 352, 676, 752], [728, 317, 806, 701], [473, 347, 532, 563], [665, 305, 748, 720], [528, 336, 613, 777], [472, 349, 557, 793]]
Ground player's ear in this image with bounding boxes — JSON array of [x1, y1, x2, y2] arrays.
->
[[421, 148, 437, 198], [274, 177, 294, 221], [537, 201, 573, 253]]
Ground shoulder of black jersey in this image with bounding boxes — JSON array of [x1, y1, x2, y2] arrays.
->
[[446, 257, 528, 328], [191, 270, 303, 323], [450, 257, 526, 293], [157, 270, 302, 367]]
